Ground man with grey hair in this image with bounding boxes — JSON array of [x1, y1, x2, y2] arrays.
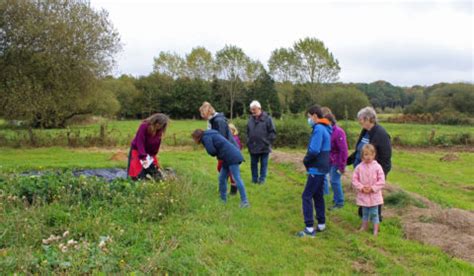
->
[[246, 100, 276, 184]]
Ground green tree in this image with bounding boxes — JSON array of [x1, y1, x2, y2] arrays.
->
[[292, 37, 340, 85], [247, 71, 281, 117], [185, 46, 215, 80], [215, 45, 252, 119], [0, 0, 121, 128], [153, 51, 185, 79], [168, 78, 213, 118], [319, 86, 370, 120], [134, 73, 174, 117], [101, 75, 142, 118], [268, 47, 297, 82]]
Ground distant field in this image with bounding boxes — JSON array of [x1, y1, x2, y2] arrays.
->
[[1, 118, 473, 148]]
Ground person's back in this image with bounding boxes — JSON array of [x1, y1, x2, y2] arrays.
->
[[201, 130, 244, 166], [209, 113, 238, 148]]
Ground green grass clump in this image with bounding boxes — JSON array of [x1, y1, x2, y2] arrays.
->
[[384, 191, 426, 208]]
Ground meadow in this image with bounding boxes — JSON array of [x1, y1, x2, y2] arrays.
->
[[0, 119, 473, 273], [1, 117, 473, 148]]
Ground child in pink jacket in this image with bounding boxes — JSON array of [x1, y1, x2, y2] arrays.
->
[[352, 144, 385, 236]]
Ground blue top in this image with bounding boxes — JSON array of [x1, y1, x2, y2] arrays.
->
[[304, 122, 332, 175], [354, 133, 370, 168], [201, 129, 244, 167]]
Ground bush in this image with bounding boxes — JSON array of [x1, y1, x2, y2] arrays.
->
[[234, 117, 311, 149]]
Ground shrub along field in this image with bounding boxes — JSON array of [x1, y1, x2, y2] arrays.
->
[[1, 119, 473, 273]]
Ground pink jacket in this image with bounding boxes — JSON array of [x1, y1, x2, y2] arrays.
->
[[352, 160, 385, 207]]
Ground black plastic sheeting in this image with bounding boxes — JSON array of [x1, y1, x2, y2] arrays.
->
[[19, 168, 176, 182]]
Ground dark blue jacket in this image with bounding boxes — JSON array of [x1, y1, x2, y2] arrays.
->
[[246, 112, 277, 154], [303, 120, 332, 174], [201, 130, 244, 167], [209, 113, 239, 148]]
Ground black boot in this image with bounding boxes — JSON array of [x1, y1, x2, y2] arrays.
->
[[230, 185, 238, 195]]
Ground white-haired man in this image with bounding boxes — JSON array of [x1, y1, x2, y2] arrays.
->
[[246, 100, 276, 184]]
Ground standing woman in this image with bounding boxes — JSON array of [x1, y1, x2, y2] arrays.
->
[[127, 113, 170, 180], [323, 111, 348, 210], [347, 107, 392, 220]]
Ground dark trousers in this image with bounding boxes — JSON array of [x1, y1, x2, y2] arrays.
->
[[250, 153, 269, 183], [302, 174, 326, 227]]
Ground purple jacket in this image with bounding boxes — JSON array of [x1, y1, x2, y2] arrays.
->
[[131, 122, 163, 160], [330, 124, 348, 172]]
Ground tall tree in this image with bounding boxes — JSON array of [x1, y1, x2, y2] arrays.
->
[[153, 51, 185, 79], [215, 45, 251, 119], [185, 46, 215, 80], [268, 47, 298, 82], [0, 0, 121, 128], [247, 71, 281, 116], [292, 37, 340, 85]]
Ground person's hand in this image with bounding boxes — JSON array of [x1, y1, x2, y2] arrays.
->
[[140, 159, 151, 169], [362, 186, 371, 194], [140, 155, 153, 169]]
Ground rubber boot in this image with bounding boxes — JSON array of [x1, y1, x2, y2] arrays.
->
[[373, 223, 380, 236], [230, 184, 237, 195], [358, 220, 368, 232]]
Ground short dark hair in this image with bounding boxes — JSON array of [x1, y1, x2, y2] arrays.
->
[[191, 129, 204, 142], [307, 105, 323, 118]]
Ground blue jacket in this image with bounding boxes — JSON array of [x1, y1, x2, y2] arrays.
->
[[303, 120, 332, 175], [201, 130, 244, 167], [209, 113, 239, 148]]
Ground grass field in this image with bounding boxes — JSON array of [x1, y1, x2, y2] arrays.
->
[[1, 119, 473, 273], [1, 145, 473, 273], [1, 118, 473, 148]]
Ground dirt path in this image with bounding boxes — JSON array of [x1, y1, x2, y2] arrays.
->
[[270, 150, 474, 263]]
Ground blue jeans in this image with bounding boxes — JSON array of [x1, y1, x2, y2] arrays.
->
[[250, 153, 269, 183], [362, 206, 379, 224], [302, 174, 325, 227], [324, 166, 344, 206], [219, 164, 248, 204]]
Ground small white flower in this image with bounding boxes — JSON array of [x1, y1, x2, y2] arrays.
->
[[63, 231, 69, 237]]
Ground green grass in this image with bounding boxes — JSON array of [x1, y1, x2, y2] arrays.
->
[[1, 147, 473, 273], [0, 147, 125, 172], [389, 150, 474, 210], [0, 119, 206, 147], [1, 118, 473, 148]]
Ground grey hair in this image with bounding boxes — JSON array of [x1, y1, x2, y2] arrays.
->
[[357, 107, 377, 123], [249, 100, 261, 109]]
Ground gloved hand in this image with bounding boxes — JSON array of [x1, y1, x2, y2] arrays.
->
[[140, 155, 154, 169]]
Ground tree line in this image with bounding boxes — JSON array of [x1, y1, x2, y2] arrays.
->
[[1, 0, 472, 128]]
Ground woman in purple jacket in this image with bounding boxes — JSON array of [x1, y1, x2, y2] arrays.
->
[[127, 113, 169, 180], [322, 109, 348, 210]]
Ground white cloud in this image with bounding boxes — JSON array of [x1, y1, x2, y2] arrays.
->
[[91, 0, 473, 86]]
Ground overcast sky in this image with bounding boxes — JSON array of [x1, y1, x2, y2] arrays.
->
[[90, 0, 473, 86]]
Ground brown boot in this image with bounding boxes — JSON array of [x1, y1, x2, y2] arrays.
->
[[373, 223, 380, 236], [358, 220, 368, 232]]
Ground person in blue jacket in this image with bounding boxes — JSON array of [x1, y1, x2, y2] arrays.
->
[[297, 105, 332, 237], [192, 129, 249, 208]]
